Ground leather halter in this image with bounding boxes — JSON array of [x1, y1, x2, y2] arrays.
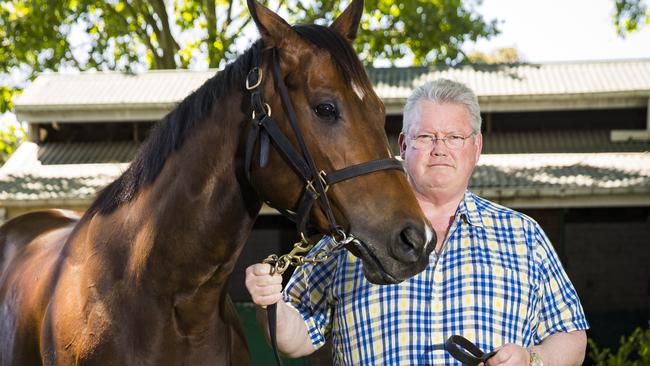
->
[[245, 48, 405, 237], [245, 47, 404, 365]]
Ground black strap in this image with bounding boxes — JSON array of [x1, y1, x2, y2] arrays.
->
[[258, 115, 312, 180], [325, 158, 404, 185], [444, 335, 497, 366], [267, 304, 283, 366], [245, 120, 260, 182], [270, 49, 339, 234]]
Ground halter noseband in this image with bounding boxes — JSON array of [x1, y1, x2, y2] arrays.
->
[[245, 48, 405, 237]]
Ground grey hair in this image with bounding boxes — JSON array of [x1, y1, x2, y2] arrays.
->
[[402, 78, 482, 134]]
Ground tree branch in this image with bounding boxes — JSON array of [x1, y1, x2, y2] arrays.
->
[[120, 1, 165, 69], [203, 0, 219, 68]]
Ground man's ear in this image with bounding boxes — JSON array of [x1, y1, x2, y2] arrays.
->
[[398, 132, 407, 159], [330, 0, 364, 42], [247, 0, 303, 49], [474, 133, 483, 162]]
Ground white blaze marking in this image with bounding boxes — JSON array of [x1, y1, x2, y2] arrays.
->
[[352, 81, 365, 100]]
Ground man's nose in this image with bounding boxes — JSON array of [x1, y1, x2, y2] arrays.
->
[[430, 139, 447, 155]]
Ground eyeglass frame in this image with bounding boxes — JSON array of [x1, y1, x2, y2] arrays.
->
[[406, 131, 478, 150]]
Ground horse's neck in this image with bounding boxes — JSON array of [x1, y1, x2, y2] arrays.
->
[[81, 92, 260, 312]]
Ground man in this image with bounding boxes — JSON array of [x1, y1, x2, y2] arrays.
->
[[245, 79, 588, 365]]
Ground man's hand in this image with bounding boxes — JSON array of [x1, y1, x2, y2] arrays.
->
[[244, 263, 316, 357], [245, 263, 283, 307], [484, 344, 530, 366]]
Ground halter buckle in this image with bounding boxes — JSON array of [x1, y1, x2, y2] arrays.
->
[[318, 170, 329, 192], [306, 170, 329, 195], [246, 67, 263, 90], [252, 103, 272, 120]]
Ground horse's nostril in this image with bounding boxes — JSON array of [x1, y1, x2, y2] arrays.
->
[[392, 226, 424, 263]]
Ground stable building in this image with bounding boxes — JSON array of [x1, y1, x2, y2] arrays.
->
[[3, 59, 650, 358]]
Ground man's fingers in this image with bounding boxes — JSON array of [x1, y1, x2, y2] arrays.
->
[[254, 283, 283, 296], [251, 263, 273, 276], [245, 263, 284, 307], [251, 292, 283, 306]]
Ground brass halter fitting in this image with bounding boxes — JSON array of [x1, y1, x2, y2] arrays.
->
[[305, 170, 329, 195], [246, 67, 263, 90], [263, 233, 329, 275], [262, 231, 358, 275], [251, 103, 272, 120]]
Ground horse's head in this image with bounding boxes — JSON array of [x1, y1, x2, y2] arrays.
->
[[244, 0, 435, 284]]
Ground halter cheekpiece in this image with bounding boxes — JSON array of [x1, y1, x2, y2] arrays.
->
[[245, 48, 405, 239]]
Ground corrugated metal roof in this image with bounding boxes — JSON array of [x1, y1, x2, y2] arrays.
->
[[369, 59, 650, 99], [0, 174, 118, 202], [14, 60, 650, 109], [14, 70, 216, 108], [38, 142, 139, 164], [471, 153, 650, 190]]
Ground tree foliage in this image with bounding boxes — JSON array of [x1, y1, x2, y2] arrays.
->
[[0, 0, 498, 113], [613, 0, 649, 35], [0, 118, 26, 164], [589, 322, 650, 366]]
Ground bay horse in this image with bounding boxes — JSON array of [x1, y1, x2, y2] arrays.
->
[[0, 0, 435, 364]]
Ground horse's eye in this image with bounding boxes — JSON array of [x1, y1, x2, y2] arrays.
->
[[314, 103, 338, 120]]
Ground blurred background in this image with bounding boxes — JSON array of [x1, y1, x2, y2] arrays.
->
[[1, 0, 649, 364]]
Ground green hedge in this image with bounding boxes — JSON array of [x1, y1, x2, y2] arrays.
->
[[589, 321, 650, 366]]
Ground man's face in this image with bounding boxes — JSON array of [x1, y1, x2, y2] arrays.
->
[[399, 100, 482, 199]]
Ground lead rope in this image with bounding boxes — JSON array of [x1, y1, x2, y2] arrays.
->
[[262, 232, 356, 365]]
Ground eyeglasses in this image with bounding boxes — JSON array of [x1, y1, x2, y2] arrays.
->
[[408, 131, 477, 150]]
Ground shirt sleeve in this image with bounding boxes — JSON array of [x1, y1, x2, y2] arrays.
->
[[532, 225, 589, 343], [282, 236, 341, 349]]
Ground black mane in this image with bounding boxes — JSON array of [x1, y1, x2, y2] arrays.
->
[[86, 24, 372, 217]]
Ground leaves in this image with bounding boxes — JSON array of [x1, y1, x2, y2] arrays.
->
[[2, 0, 498, 73], [613, 0, 649, 36], [0, 118, 26, 164], [0, 0, 498, 116], [589, 321, 650, 366], [357, 0, 499, 65]]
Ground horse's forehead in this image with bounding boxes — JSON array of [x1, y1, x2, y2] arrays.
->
[[297, 55, 357, 93]]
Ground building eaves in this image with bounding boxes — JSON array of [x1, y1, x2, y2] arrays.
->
[[14, 59, 650, 121]]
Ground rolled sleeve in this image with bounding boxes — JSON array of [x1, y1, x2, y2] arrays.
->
[[533, 227, 589, 342]]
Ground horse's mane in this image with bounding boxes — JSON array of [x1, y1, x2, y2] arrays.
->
[[85, 24, 375, 217]]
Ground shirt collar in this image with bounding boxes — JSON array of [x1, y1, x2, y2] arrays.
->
[[456, 190, 484, 228]]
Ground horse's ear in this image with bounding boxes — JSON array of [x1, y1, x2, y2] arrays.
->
[[330, 0, 364, 42], [247, 0, 301, 48]]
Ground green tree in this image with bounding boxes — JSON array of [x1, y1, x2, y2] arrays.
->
[[613, 0, 649, 35], [0, 117, 26, 164], [0, 0, 497, 113]]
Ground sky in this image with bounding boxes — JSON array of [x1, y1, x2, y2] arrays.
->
[[468, 0, 650, 62]]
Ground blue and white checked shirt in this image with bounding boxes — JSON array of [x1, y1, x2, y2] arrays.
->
[[283, 191, 588, 365]]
